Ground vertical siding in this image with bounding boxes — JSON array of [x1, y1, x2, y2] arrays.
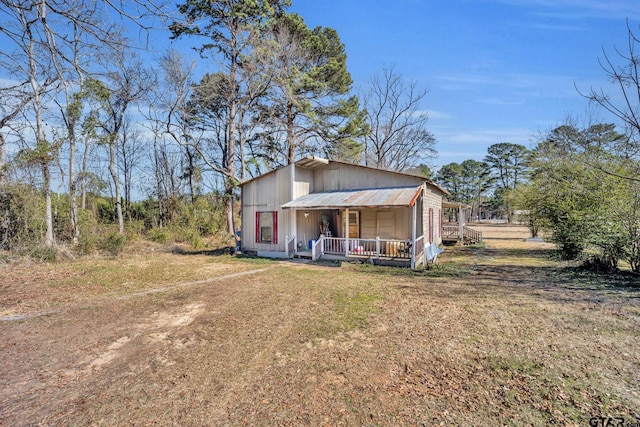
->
[[294, 167, 313, 199], [242, 161, 447, 254], [422, 184, 443, 244], [241, 165, 293, 253], [313, 164, 424, 191], [295, 209, 336, 247]]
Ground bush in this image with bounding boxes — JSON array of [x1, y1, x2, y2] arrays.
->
[[28, 245, 57, 262], [147, 228, 168, 243], [98, 231, 126, 256], [581, 255, 617, 273]]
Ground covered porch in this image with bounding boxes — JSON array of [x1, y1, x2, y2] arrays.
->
[[282, 186, 430, 268]]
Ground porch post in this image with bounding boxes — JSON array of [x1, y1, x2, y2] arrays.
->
[[290, 163, 297, 250], [345, 208, 350, 257], [411, 202, 417, 269], [458, 205, 464, 246]]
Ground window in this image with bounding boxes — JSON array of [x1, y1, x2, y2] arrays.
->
[[256, 211, 278, 244]]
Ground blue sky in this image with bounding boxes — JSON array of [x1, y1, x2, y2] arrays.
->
[[287, 0, 640, 168]]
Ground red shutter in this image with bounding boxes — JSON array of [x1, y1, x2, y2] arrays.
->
[[439, 209, 442, 240], [429, 208, 434, 243], [255, 212, 260, 243], [272, 211, 278, 244]]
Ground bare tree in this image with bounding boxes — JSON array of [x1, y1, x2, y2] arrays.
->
[[117, 115, 146, 220], [158, 49, 202, 201], [0, 85, 34, 249], [84, 50, 153, 235], [0, 1, 65, 247], [362, 67, 436, 172], [579, 20, 640, 178]]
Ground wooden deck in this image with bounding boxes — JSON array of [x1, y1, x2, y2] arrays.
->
[[442, 224, 483, 245]]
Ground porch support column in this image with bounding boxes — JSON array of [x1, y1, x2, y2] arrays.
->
[[345, 208, 349, 257], [411, 202, 417, 269], [290, 163, 297, 250], [458, 205, 464, 246]]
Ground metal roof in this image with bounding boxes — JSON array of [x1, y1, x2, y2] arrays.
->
[[295, 156, 329, 170], [281, 186, 423, 210]]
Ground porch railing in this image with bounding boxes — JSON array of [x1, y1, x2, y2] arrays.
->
[[286, 235, 296, 258], [414, 235, 425, 266], [314, 236, 413, 260], [442, 224, 483, 244]]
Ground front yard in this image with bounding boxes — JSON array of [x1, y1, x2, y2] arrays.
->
[[1, 225, 638, 425]]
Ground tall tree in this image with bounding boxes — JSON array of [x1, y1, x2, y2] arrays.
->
[[518, 122, 640, 270], [484, 142, 530, 221], [362, 67, 436, 171], [171, 0, 290, 236], [0, 0, 63, 247], [84, 51, 153, 235], [436, 160, 492, 220], [255, 12, 367, 165]]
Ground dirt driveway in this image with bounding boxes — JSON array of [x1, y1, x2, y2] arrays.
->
[[1, 226, 639, 425]]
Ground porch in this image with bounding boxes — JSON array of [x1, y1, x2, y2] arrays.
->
[[287, 235, 427, 267], [441, 201, 483, 245], [281, 186, 431, 269], [287, 234, 432, 267]]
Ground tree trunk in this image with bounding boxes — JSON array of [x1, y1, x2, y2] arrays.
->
[[153, 136, 164, 228], [225, 28, 238, 237], [68, 119, 79, 244], [0, 133, 8, 250], [0, 133, 6, 187], [43, 160, 54, 246], [287, 101, 295, 164], [109, 139, 124, 234], [81, 132, 90, 210]]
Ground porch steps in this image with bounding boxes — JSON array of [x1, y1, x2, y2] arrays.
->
[[442, 225, 483, 245]]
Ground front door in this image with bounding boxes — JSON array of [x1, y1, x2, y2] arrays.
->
[[377, 210, 395, 239], [343, 210, 360, 238]]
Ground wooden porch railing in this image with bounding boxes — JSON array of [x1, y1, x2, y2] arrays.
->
[[286, 235, 296, 258], [464, 227, 483, 244], [442, 224, 483, 244], [314, 236, 413, 260]]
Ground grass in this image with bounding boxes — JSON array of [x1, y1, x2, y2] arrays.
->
[[1, 225, 639, 426], [323, 290, 380, 334]]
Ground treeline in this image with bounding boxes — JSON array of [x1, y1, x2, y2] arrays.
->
[[0, 1, 436, 257], [440, 122, 640, 273], [2, 1, 640, 274]]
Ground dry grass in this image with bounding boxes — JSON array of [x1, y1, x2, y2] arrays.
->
[[1, 225, 639, 426]]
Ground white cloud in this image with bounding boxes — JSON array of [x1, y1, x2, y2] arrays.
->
[[424, 109, 453, 120]]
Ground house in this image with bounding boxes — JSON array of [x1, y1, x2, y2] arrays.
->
[[240, 156, 450, 269]]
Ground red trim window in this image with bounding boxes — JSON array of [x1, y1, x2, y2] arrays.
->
[[256, 211, 278, 244], [428, 208, 434, 243]]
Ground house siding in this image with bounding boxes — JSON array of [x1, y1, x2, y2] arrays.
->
[[312, 163, 424, 191], [241, 160, 446, 257], [422, 185, 443, 244], [242, 164, 293, 253]]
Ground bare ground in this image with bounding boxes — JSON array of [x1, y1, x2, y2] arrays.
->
[[1, 226, 639, 426]]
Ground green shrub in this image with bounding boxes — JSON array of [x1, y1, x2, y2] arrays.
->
[[98, 231, 126, 256], [28, 245, 57, 262], [147, 228, 168, 243]]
